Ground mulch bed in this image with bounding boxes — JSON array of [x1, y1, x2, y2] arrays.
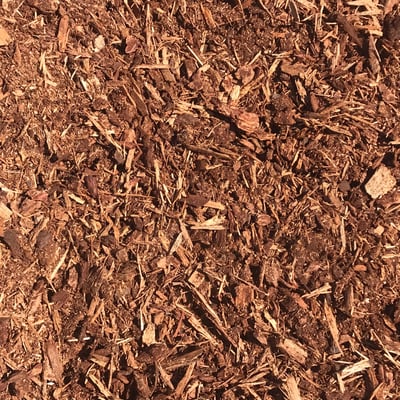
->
[[1, 0, 400, 398]]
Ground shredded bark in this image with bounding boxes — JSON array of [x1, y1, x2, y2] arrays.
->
[[0, 0, 400, 398]]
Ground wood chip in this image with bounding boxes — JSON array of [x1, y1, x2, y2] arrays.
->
[[142, 322, 156, 345], [0, 202, 12, 220], [94, 35, 105, 52], [0, 26, 11, 46], [365, 165, 396, 199], [279, 338, 308, 365]]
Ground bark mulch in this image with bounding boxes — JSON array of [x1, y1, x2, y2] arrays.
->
[[1, 0, 400, 398]]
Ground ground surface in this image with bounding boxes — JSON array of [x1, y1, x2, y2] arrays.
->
[[0, 0, 400, 399]]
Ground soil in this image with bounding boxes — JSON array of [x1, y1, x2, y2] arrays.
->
[[0, 0, 400, 399]]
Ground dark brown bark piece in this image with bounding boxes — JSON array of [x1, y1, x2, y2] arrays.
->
[[186, 194, 208, 207], [36, 230, 52, 250], [384, 13, 400, 41], [3, 229, 23, 259]]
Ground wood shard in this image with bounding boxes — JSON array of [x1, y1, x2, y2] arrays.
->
[[57, 15, 69, 52], [283, 375, 302, 400], [324, 299, 343, 355], [200, 4, 217, 29], [333, 12, 363, 47]]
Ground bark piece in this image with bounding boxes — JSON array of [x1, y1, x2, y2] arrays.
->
[[43, 340, 63, 385], [2, 229, 23, 258], [217, 103, 260, 134]]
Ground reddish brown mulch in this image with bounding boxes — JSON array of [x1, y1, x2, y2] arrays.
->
[[1, 0, 400, 399]]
